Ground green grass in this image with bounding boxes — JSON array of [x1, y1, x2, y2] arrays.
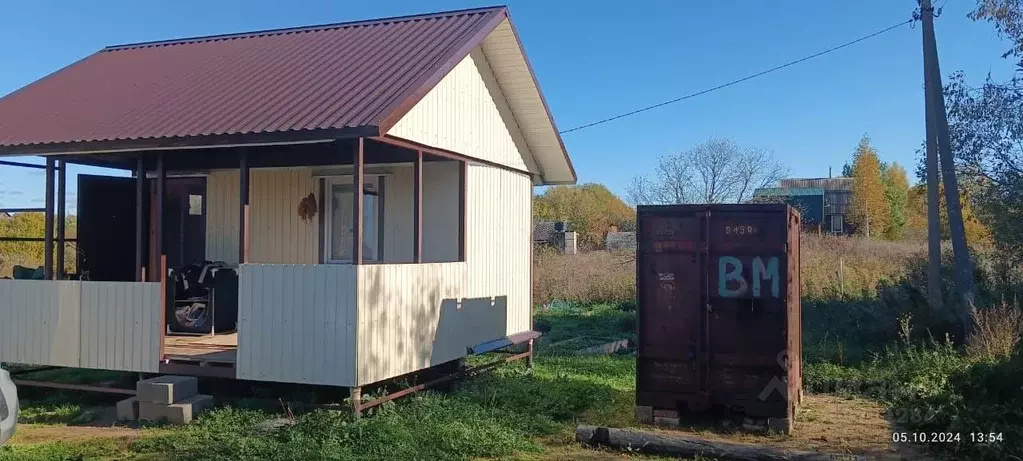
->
[[534, 303, 635, 355], [0, 437, 134, 461], [124, 354, 635, 461]]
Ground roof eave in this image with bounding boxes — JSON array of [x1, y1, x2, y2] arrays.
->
[[0, 125, 380, 156]]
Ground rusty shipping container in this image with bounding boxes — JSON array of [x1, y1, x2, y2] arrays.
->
[[635, 204, 802, 432]]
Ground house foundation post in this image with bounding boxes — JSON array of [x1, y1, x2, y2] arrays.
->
[[350, 387, 362, 420], [526, 338, 535, 369]]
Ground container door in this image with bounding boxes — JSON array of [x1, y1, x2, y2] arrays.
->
[[705, 209, 790, 414], [636, 211, 705, 399]]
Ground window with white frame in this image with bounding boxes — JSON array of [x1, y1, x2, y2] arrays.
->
[[323, 176, 382, 263]]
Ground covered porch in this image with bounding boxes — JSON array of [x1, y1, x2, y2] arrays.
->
[[1, 134, 497, 384]]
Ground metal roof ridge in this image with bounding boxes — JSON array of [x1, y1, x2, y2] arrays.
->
[[103, 5, 508, 52]]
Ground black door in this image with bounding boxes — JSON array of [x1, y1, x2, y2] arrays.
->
[[77, 175, 137, 281], [151, 177, 207, 270]]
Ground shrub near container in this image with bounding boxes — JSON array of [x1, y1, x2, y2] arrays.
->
[[634, 204, 802, 433]]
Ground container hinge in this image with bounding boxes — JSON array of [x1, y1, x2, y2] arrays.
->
[[705, 303, 713, 313]]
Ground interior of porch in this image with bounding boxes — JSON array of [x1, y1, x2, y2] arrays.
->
[[21, 135, 470, 371]]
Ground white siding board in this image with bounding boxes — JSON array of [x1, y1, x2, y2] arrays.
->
[[0, 281, 158, 371], [237, 264, 357, 386], [465, 165, 532, 336], [422, 161, 461, 262], [358, 262, 489, 386], [78, 282, 161, 373], [0, 281, 80, 367], [206, 168, 318, 264], [387, 49, 537, 174]]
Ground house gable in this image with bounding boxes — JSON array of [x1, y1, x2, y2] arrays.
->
[[387, 47, 540, 176]]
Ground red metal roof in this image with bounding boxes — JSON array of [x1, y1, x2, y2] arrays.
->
[[0, 6, 508, 153]]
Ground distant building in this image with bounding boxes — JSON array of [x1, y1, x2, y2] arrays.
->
[[755, 177, 853, 234]]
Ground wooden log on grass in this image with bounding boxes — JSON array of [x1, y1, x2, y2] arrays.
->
[[576, 426, 866, 461]]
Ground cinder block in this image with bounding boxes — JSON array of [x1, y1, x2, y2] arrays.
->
[[653, 416, 680, 426], [767, 417, 792, 434], [116, 397, 138, 421], [635, 406, 653, 424], [137, 375, 198, 404], [653, 409, 680, 418], [139, 394, 214, 424]]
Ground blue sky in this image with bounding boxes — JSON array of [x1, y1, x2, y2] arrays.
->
[[0, 0, 1017, 211]]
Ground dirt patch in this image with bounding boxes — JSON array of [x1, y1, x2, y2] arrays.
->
[[9, 424, 142, 445], [533, 394, 932, 461]]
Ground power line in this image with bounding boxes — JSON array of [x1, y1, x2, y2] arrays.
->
[[559, 17, 918, 135]]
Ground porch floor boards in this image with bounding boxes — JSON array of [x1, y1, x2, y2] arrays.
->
[[164, 332, 238, 365]]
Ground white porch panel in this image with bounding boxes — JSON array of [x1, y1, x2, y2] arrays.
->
[[236, 264, 358, 386], [356, 262, 486, 386], [0, 280, 161, 372]]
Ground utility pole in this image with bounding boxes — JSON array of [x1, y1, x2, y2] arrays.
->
[[924, 41, 944, 314], [921, 0, 976, 333]]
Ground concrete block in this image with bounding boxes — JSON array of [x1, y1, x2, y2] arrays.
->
[[137, 375, 198, 404], [767, 417, 792, 434], [116, 397, 138, 422], [635, 406, 653, 424], [139, 394, 214, 424], [653, 416, 680, 426]]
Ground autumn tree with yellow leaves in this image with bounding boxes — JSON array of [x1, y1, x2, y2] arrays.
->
[[847, 136, 891, 238], [533, 183, 635, 250]]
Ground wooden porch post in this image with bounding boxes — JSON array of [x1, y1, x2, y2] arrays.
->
[[136, 154, 146, 281], [56, 159, 66, 279], [413, 150, 423, 263], [239, 149, 250, 264], [44, 157, 55, 280], [155, 152, 165, 276], [458, 160, 467, 262], [353, 138, 364, 265]]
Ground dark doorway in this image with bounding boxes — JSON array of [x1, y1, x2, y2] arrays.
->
[[77, 175, 137, 281], [149, 177, 207, 278]]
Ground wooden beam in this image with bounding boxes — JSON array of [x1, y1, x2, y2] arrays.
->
[[413, 150, 423, 263], [155, 152, 165, 274], [239, 149, 250, 264], [136, 154, 146, 281], [372, 135, 532, 178], [56, 159, 66, 279], [458, 160, 467, 262], [43, 157, 55, 280], [353, 138, 364, 264]]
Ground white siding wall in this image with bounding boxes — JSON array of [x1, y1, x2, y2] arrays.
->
[[79, 282, 162, 373], [237, 264, 357, 386], [0, 280, 160, 372], [387, 48, 537, 174], [465, 165, 533, 337], [422, 161, 461, 263], [206, 168, 318, 264], [357, 262, 486, 386]]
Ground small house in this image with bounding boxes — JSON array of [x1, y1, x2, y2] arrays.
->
[[764, 177, 853, 234], [0, 6, 575, 405]]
